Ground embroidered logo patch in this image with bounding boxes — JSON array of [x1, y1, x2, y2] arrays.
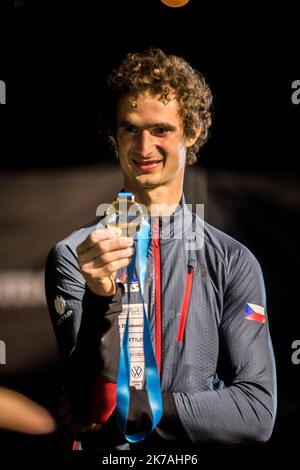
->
[[54, 295, 66, 315], [245, 303, 266, 324]]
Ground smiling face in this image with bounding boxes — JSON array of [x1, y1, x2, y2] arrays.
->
[[116, 91, 198, 194]]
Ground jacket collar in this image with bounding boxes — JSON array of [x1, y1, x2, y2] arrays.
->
[[150, 194, 193, 244]]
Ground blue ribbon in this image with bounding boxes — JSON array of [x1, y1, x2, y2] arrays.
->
[[116, 197, 163, 443]]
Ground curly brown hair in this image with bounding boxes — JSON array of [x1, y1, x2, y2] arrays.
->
[[103, 48, 213, 166]]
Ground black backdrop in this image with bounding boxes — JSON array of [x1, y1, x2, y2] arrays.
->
[[0, 0, 299, 464], [10, 0, 300, 173]]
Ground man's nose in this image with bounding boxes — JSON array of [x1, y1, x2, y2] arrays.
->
[[135, 130, 156, 157]]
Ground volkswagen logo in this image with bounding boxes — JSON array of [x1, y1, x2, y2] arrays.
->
[[131, 366, 143, 378]]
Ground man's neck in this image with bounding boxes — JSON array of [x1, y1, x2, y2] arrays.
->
[[123, 183, 183, 216]]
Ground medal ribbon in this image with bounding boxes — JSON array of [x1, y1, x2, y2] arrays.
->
[[116, 193, 163, 443]]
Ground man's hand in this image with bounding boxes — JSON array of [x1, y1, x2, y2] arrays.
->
[[76, 228, 134, 297]]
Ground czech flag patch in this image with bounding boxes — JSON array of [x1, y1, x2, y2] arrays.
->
[[245, 303, 266, 324]]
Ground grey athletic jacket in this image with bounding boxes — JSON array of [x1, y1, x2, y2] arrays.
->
[[45, 195, 277, 447]]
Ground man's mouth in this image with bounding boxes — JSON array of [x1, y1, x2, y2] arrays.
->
[[133, 159, 162, 171]]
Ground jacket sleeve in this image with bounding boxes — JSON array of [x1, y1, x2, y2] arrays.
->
[[45, 243, 85, 360], [45, 242, 123, 421], [173, 248, 277, 446]]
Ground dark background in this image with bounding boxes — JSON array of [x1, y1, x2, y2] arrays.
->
[[0, 0, 299, 462], [9, 0, 300, 174]]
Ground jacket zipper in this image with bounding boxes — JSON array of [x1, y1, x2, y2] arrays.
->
[[177, 263, 194, 343], [153, 218, 162, 375]]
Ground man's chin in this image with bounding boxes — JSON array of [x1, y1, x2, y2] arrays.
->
[[135, 175, 161, 189]]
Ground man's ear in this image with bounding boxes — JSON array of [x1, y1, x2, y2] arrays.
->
[[185, 127, 201, 148]]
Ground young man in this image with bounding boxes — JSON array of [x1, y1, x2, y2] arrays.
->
[[45, 48, 277, 449]]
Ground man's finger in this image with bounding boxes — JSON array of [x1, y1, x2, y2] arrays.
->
[[80, 247, 134, 271], [77, 237, 133, 265], [87, 257, 132, 277], [76, 228, 121, 255]]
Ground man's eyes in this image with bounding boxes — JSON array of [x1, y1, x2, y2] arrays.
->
[[121, 126, 171, 136], [151, 127, 169, 136], [123, 125, 138, 134]]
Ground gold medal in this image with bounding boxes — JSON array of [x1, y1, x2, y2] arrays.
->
[[104, 193, 145, 238]]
